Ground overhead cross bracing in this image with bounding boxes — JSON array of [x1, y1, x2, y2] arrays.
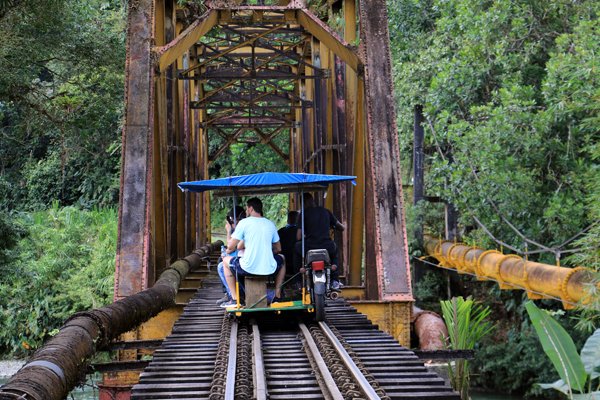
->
[[117, 0, 412, 305], [177, 9, 344, 165]]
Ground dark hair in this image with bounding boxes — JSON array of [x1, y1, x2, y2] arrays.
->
[[227, 206, 246, 225], [302, 192, 315, 207], [246, 197, 263, 215], [287, 210, 298, 224]]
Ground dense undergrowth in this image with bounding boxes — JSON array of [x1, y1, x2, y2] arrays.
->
[[0, 205, 116, 357]]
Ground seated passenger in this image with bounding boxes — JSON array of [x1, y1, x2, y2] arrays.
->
[[222, 197, 285, 307], [216, 206, 246, 305], [278, 211, 298, 278], [294, 192, 345, 289]]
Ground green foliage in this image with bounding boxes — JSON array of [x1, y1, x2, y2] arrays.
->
[[526, 301, 587, 394], [526, 301, 600, 398], [440, 296, 494, 399], [0, 0, 125, 211], [389, 0, 598, 254], [581, 330, 600, 381], [390, 1, 599, 394], [0, 210, 26, 265], [0, 205, 116, 356], [413, 270, 446, 313], [472, 324, 562, 398]]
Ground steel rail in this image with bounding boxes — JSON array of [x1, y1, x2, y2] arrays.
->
[[224, 320, 239, 400], [251, 322, 267, 400], [298, 322, 345, 400], [318, 321, 382, 400]]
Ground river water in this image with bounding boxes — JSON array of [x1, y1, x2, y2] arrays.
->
[[0, 377, 99, 399], [472, 392, 524, 400]]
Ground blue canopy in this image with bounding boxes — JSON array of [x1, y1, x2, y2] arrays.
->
[[178, 172, 356, 196]]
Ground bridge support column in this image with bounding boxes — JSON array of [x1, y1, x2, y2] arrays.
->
[[358, 0, 413, 302], [115, 0, 156, 297], [99, 373, 135, 400], [109, 0, 157, 396], [350, 301, 412, 346]]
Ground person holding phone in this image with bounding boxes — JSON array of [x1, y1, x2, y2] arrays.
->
[[216, 206, 246, 305]]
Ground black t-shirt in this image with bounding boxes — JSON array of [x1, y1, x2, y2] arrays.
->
[[277, 224, 297, 265], [297, 206, 339, 244]]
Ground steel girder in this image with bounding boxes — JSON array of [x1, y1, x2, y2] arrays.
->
[[116, 0, 412, 312]]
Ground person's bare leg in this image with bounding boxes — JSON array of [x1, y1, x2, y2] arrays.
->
[[274, 264, 286, 298], [222, 259, 237, 301]]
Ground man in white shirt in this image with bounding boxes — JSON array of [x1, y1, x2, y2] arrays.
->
[[222, 197, 285, 307]]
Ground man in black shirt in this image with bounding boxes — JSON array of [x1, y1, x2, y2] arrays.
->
[[294, 193, 345, 289]]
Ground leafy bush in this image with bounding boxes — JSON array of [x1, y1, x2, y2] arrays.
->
[[0, 210, 26, 266], [0, 205, 116, 356], [472, 323, 563, 398], [441, 297, 494, 399], [413, 270, 447, 313]]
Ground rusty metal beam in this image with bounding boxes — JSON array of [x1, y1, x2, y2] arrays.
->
[[192, 92, 298, 106], [203, 116, 294, 127], [180, 23, 285, 75], [253, 126, 289, 161], [296, 9, 362, 72], [345, 0, 362, 287], [311, 37, 324, 174], [196, 76, 211, 244], [208, 127, 245, 161], [115, 0, 156, 299], [153, 75, 168, 273], [330, 51, 349, 274], [323, 43, 334, 208], [359, 0, 412, 301], [183, 68, 323, 80], [155, 10, 218, 72]]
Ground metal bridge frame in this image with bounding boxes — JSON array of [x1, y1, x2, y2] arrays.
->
[[111, 0, 412, 396]]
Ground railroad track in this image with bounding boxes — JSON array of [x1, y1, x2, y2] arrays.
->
[[132, 275, 459, 399]]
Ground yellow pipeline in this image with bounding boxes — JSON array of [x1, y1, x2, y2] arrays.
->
[[423, 235, 597, 309]]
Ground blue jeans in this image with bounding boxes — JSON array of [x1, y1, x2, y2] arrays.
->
[[218, 262, 232, 298]]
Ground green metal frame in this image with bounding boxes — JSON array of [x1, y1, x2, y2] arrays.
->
[[226, 300, 313, 314]]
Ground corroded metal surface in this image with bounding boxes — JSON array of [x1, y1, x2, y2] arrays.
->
[[117, 0, 413, 303], [131, 277, 225, 399], [358, 0, 412, 301], [326, 299, 460, 399], [412, 306, 448, 351], [115, 0, 156, 299]]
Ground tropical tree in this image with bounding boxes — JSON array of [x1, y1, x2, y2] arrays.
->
[[0, 0, 125, 211]]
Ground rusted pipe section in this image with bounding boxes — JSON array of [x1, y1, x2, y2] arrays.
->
[[412, 306, 448, 350], [0, 241, 221, 400], [423, 235, 597, 309]]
